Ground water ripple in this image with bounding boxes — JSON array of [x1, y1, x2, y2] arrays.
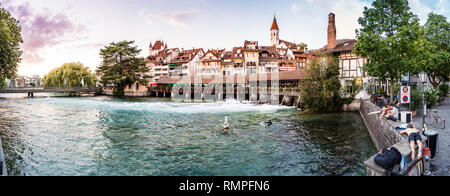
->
[[0, 96, 376, 176]]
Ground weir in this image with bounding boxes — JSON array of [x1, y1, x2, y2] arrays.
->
[[144, 85, 300, 107]]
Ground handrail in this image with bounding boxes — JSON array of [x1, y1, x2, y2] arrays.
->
[[0, 137, 6, 176]]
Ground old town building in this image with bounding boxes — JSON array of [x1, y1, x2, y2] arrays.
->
[[199, 49, 224, 76], [312, 13, 370, 95]]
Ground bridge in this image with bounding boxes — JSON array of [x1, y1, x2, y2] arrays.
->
[[0, 87, 103, 97]]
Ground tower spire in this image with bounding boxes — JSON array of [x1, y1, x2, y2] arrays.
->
[[270, 15, 279, 30]]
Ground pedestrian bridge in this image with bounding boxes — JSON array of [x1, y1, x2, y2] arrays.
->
[[0, 87, 103, 95]]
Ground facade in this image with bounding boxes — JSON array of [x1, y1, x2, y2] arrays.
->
[[147, 46, 180, 79], [243, 41, 260, 75], [170, 48, 204, 77], [259, 46, 279, 73], [5, 75, 42, 88], [231, 47, 245, 75], [200, 49, 224, 76]]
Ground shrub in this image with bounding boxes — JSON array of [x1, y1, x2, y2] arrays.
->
[[410, 89, 422, 111], [438, 83, 449, 99], [424, 88, 439, 108]]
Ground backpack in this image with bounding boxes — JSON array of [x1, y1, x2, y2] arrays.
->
[[374, 147, 402, 170]]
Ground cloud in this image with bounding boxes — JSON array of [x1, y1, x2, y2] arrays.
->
[[74, 42, 105, 48], [139, 9, 200, 28], [3, 1, 87, 63]]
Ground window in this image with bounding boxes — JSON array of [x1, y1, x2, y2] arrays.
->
[[350, 59, 357, 70], [345, 80, 353, 94]]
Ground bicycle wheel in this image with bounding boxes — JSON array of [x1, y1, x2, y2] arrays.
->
[[436, 116, 446, 129], [424, 114, 435, 126]]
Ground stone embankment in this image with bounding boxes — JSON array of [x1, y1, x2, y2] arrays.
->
[[359, 99, 427, 176], [0, 137, 6, 176]]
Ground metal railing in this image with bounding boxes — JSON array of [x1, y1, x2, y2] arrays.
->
[[0, 137, 6, 176]]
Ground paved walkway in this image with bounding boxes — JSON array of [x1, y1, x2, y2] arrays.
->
[[410, 98, 449, 176]]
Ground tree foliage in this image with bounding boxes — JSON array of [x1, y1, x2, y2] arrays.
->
[[300, 55, 343, 112], [43, 62, 96, 87], [354, 0, 422, 104], [0, 4, 23, 79], [419, 13, 450, 88], [0, 75, 6, 88], [96, 40, 149, 97]]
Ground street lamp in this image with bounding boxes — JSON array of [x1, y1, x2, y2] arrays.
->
[[419, 72, 427, 130]]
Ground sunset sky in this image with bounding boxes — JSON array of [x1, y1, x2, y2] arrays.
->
[[1, 0, 448, 77]]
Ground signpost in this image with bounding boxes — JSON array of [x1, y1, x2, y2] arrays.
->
[[401, 86, 410, 104]]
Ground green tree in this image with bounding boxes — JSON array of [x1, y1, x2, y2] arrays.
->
[[300, 55, 342, 112], [298, 43, 308, 50], [419, 13, 450, 88], [0, 4, 23, 79], [0, 75, 6, 88], [43, 62, 96, 87], [96, 40, 149, 97], [354, 0, 423, 104]]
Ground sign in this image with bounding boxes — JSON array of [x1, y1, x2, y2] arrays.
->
[[401, 86, 410, 104], [401, 73, 410, 82]]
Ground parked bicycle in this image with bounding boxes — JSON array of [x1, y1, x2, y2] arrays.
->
[[424, 109, 446, 129]]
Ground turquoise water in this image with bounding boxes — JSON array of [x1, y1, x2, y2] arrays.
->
[[0, 94, 376, 176]]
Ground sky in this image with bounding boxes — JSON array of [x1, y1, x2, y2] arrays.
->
[[1, 0, 448, 77]]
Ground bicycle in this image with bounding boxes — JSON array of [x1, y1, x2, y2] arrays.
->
[[424, 109, 446, 129]]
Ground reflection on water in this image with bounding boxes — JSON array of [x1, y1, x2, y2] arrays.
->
[[0, 95, 376, 176]]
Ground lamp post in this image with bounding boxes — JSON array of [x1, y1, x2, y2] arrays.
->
[[419, 72, 427, 130]]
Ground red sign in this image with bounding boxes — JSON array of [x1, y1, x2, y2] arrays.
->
[[403, 86, 409, 93]]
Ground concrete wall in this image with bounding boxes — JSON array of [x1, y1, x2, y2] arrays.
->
[[0, 137, 7, 176], [359, 99, 427, 176]]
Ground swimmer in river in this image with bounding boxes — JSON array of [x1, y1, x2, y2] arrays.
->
[[265, 120, 273, 127]]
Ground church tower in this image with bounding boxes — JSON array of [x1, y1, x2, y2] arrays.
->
[[270, 15, 279, 47]]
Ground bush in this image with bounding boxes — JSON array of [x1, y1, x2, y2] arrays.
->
[[300, 55, 343, 112], [438, 83, 449, 99], [410, 89, 422, 111], [424, 88, 439, 108]]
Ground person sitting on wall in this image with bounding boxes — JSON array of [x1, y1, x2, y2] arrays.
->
[[379, 103, 399, 121], [399, 124, 423, 161], [379, 104, 391, 120], [386, 103, 399, 121]]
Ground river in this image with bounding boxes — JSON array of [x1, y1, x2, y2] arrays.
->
[[0, 93, 376, 176]]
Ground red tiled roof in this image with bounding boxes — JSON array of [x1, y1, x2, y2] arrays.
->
[[279, 40, 298, 50], [231, 47, 244, 59], [312, 39, 356, 54], [152, 40, 164, 50]]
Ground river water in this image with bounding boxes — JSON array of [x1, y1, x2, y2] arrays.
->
[[0, 93, 376, 176]]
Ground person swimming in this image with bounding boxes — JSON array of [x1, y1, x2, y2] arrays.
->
[[265, 120, 273, 127]]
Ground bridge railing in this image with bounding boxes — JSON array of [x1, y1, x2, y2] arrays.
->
[[42, 86, 101, 91], [0, 87, 44, 90]]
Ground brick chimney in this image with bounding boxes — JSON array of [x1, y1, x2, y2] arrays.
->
[[327, 13, 336, 49]]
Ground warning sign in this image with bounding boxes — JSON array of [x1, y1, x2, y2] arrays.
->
[[401, 86, 410, 104]]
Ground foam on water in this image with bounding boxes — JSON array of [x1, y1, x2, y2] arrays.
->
[[47, 97, 294, 114]]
